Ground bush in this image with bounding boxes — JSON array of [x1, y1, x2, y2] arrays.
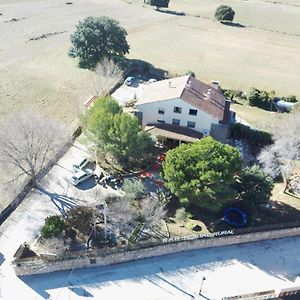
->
[[282, 95, 298, 103], [175, 208, 191, 226], [123, 179, 147, 201], [232, 123, 272, 145], [247, 88, 273, 110], [41, 215, 64, 238], [230, 123, 273, 147], [215, 5, 235, 22], [238, 165, 274, 210]]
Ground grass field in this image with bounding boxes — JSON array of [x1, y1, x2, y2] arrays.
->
[[0, 0, 299, 210]]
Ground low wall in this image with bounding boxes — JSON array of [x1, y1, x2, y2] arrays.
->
[[13, 226, 300, 276]]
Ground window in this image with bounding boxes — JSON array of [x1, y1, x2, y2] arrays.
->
[[187, 121, 196, 128], [158, 108, 165, 114], [157, 120, 165, 123], [173, 106, 182, 113], [172, 119, 180, 126], [189, 109, 198, 116]]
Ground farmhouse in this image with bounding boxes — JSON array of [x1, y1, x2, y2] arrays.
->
[[135, 75, 232, 144]]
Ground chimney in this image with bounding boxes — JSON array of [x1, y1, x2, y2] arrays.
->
[[206, 88, 211, 99], [211, 80, 219, 90], [222, 99, 231, 124]]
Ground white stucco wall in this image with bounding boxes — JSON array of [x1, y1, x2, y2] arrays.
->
[[135, 98, 220, 134]]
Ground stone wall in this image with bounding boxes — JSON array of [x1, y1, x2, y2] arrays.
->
[[13, 226, 300, 276]]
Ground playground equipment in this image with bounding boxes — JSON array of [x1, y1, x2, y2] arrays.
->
[[224, 207, 248, 228]]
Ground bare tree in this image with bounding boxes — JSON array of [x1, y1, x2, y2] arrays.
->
[[92, 57, 123, 97], [109, 196, 136, 226], [259, 111, 300, 189], [0, 111, 68, 185], [140, 197, 166, 228]]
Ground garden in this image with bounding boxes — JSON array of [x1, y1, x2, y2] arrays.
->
[[21, 95, 300, 260]]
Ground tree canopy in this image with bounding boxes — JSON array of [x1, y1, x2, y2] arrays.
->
[[259, 111, 300, 187], [41, 215, 64, 238], [162, 137, 242, 211], [83, 97, 153, 167], [238, 165, 274, 210], [69, 16, 129, 69], [0, 110, 67, 185], [147, 0, 170, 10], [215, 5, 235, 22]]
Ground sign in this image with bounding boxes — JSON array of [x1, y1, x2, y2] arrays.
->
[[162, 230, 234, 243]]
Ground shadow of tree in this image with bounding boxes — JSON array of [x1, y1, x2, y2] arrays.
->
[[221, 21, 246, 28], [157, 9, 185, 16], [69, 287, 93, 297], [37, 187, 78, 217]]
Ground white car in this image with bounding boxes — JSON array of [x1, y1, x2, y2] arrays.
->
[[71, 169, 94, 186], [124, 76, 135, 86], [72, 158, 89, 173], [148, 78, 157, 84]]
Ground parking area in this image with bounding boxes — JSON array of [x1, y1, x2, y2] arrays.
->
[[0, 141, 122, 261], [112, 76, 158, 106]]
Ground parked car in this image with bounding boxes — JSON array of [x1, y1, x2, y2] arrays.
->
[[124, 76, 135, 86], [71, 169, 94, 186], [72, 158, 89, 173], [148, 78, 157, 84]]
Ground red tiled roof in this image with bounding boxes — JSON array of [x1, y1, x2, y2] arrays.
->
[[137, 76, 228, 121]]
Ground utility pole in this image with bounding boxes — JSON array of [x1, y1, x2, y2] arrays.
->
[[99, 201, 108, 239]]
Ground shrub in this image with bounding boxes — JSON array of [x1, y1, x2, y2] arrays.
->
[[123, 179, 147, 201], [247, 88, 273, 110], [41, 215, 64, 238], [230, 123, 273, 147], [238, 165, 274, 210], [282, 95, 297, 103], [215, 5, 235, 22], [175, 208, 191, 226]]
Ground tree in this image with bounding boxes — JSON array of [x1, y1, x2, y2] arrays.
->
[[140, 197, 166, 227], [0, 111, 67, 185], [175, 208, 190, 227], [238, 165, 274, 209], [215, 5, 235, 22], [109, 197, 136, 226], [92, 57, 123, 97], [41, 215, 64, 238], [69, 16, 129, 69], [83, 97, 153, 167], [162, 137, 242, 211], [259, 111, 300, 189], [147, 0, 170, 10]]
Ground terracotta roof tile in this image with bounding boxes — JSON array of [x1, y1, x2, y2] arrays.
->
[[181, 76, 226, 120], [137, 75, 227, 120]]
